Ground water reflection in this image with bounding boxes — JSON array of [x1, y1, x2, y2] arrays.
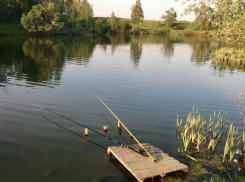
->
[[130, 37, 143, 68], [0, 34, 238, 89], [64, 36, 96, 65], [22, 38, 65, 83]]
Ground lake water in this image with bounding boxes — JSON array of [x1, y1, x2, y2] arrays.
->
[[0, 34, 245, 182]]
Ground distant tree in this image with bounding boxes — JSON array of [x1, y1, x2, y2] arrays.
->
[[161, 7, 177, 28], [21, 0, 64, 33], [107, 12, 118, 33], [131, 0, 144, 30], [95, 18, 110, 35], [70, 0, 94, 31], [190, 3, 214, 30], [118, 19, 129, 32], [78, 0, 93, 21]]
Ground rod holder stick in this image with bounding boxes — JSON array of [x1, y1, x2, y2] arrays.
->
[[118, 120, 122, 129], [85, 128, 88, 136], [96, 95, 156, 162]]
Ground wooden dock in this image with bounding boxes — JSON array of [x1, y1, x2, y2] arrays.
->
[[107, 143, 188, 182]]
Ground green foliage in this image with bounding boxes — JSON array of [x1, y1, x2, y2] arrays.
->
[[161, 7, 177, 28], [95, 18, 110, 35], [214, 48, 245, 64], [107, 12, 118, 33], [190, 3, 214, 30], [179, 0, 245, 47], [21, 4, 44, 33], [131, 0, 144, 29], [21, 1, 64, 33], [78, 0, 93, 21], [212, 0, 245, 47]]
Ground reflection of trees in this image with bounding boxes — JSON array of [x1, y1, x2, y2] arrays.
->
[[0, 64, 7, 84], [130, 37, 143, 68], [161, 36, 175, 58], [107, 34, 131, 54], [65, 37, 96, 66], [188, 37, 216, 64], [0, 37, 28, 86], [22, 38, 65, 82]]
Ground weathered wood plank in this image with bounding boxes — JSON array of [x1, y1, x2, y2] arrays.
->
[[108, 143, 188, 182]]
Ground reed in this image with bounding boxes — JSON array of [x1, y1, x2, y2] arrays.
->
[[214, 47, 245, 71], [176, 115, 182, 130], [226, 124, 241, 163], [208, 133, 221, 151], [196, 130, 205, 152], [183, 127, 191, 151], [243, 117, 245, 152], [223, 135, 231, 163]]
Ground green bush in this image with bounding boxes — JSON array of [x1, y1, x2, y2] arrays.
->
[[157, 27, 168, 34]]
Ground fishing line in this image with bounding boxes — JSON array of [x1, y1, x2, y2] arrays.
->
[[34, 104, 145, 157], [43, 116, 106, 150]]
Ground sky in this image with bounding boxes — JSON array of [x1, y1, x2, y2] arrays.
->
[[89, 0, 195, 21]]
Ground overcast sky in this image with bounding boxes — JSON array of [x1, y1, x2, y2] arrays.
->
[[89, 0, 195, 21]]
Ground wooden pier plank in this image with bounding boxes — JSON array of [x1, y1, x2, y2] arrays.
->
[[108, 143, 188, 182]]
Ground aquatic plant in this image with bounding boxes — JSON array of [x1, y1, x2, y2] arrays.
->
[[196, 130, 205, 152], [208, 133, 221, 151], [214, 48, 245, 65], [243, 117, 245, 152], [176, 115, 182, 130], [183, 127, 191, 152], [222, 124, 241, 163], [229, 124, 240, 163]]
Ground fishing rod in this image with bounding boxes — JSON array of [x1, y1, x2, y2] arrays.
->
[[95, 106, 129, 145], [96, 95, 156, 162], [33, 104, 145, 157], [43, 116, 106, 150]]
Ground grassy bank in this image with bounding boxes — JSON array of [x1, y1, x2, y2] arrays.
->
[[123, 18, 212, 36], [0, 20, 213, 36]]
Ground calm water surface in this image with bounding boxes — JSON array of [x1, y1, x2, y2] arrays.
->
[[0, 35, 245, 182]]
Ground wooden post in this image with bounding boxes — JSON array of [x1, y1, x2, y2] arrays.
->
[[85, 128, 88, 136], [118, 129, 121, 136], [107, 149, 111, 156], [118, 121, 121, 129], [103, 126, 108, 131]]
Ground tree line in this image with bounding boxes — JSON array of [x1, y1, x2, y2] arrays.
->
[[0, 0, 244, 48], [0, 0, 135, 34]]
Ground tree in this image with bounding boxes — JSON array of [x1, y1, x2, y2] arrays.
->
[[21, 0, 64, 33], [178, 0, 245, 47], [131, 0, 144, 30], [79, 0, 93, 21], [107, 12, 118, 33], [95, 18, 110, 35], [161, 7, 177, 28], [190, 3, 214, 30]]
